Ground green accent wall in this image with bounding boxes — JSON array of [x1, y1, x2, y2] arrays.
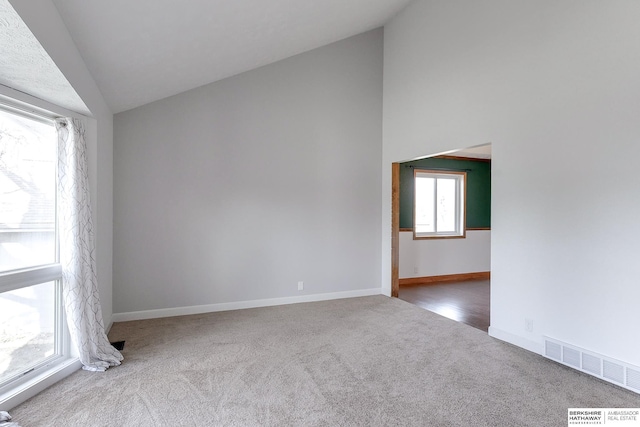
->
[[400, 157, 491, 229]]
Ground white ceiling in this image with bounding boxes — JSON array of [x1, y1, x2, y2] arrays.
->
[[448, 144, 492, 160], [51, 0, 413, 114], [0, 0, 88, 115]]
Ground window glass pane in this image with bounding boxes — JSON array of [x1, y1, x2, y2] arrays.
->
[[415, 176, 435, 233], [436, 178, 456, 232], [0, 281, 56, 384], [0, 109, 56, 272]]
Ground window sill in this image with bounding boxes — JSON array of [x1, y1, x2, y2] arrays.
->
[[413, 234, 467, 240], [0, 357, 81, 411]]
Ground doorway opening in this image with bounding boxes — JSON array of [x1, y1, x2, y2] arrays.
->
[[391, 144, 491, 331]]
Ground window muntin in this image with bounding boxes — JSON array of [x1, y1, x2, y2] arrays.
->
[[414, 169, 466, 239]]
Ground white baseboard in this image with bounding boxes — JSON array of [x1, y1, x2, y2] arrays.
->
[[112, 288, 382, 323], [488, 326, 543, 355]]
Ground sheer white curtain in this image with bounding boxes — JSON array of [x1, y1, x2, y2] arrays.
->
[[56, 117, 123, 371]]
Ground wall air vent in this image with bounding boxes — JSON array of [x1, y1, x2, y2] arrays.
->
[[545, 340, 561, 361], [562, 347, 580, 368], [627, 368, 640, 392], [582, 353, 602, 376], [543, 337, 640, 395], [603, 360, 625, 384]]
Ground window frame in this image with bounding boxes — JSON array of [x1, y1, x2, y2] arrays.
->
[[0, 98, 73, 403], [413, 169, 467, 240]]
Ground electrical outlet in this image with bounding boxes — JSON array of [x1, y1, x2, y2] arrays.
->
[[525, 318, 534, 333], [413, 266, 418, 274], [297, 281, 304, 291]]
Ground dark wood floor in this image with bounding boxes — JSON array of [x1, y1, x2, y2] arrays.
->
[[398, 279, 490, 332]]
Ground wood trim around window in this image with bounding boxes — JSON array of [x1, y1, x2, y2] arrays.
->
[[413, 169, 467, 240], [413, 234, 466, 240], [400, 227, 490, 232]]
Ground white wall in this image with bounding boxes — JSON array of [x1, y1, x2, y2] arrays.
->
[[383, 0, 640, 365], [8, 0, 114, 325], [113, 29, 383, 314], [399, 230, 490, 278]]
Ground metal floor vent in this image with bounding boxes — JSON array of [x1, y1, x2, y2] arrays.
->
[[110, 341, 125, 351], [544, 337, 640, 394]]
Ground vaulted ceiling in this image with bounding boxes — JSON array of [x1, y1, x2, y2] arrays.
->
[[50, 0, 413, 113]]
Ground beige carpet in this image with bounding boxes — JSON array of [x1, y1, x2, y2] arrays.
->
[[10, 296, 640, 426]]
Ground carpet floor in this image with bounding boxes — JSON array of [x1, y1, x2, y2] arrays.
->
[[10, 295, 640, 426]]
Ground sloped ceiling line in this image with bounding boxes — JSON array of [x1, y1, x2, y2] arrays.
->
[[51, 0, 413, 113]]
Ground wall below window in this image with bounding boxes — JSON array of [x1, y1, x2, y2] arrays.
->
[[399, 230, 490, 279], [113, 30, 383, 315]]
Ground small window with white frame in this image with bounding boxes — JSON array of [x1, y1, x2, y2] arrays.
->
[[413, 169, 466, 239]]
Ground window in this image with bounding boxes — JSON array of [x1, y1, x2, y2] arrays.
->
[[0, 103, 70, 398], [414, 169, 466, 239]]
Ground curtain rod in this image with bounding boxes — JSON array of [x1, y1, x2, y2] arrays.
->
[[404, 165, 472, 172]]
